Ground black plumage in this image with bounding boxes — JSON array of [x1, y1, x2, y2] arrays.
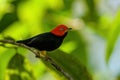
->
[[17, 32, 67, 51]]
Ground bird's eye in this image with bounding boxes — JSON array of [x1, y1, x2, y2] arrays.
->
[[59, 28, 64, 31]]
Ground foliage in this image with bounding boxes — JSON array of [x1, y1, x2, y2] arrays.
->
[[0, 0, 120, 80]]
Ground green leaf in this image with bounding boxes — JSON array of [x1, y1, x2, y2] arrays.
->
[[117, 75, 120, 80], [0, 49, 15, 80], [43, 50, 92, 80], [0, 0, 24, 33], [6, 53, 36, 80], [60, 31, 88, 65], [106, 10, 120, 62], [0, 13, 18, 33]]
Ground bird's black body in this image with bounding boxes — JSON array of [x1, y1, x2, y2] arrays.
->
[[17, 32, 67, 51]]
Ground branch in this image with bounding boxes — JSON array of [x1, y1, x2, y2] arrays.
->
[[0, 39, 72, 80], [45, 56, 73, 80], [0, 40, 40, 57]]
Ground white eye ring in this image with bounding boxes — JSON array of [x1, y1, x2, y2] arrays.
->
[[59, 28, 64, 31]]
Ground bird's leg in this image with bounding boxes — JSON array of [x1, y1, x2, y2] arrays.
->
[[40, 51, 46, 57], [40, 51, 51, 61]]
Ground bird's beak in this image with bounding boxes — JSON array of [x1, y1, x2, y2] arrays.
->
[[65, 28, 72, 32], [68, 28, 72, 30]]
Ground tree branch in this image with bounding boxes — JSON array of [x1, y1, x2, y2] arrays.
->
[[0, 39, 40, 57], [0, 39, 72, 80]]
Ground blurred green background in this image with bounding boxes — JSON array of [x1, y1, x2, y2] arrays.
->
[[0, 0, 120, 80]]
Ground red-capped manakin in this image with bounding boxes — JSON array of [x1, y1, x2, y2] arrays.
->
[[17, 24, 71, 57]]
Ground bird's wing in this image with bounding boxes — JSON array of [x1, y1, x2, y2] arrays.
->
[[27, 32, 56, 46]]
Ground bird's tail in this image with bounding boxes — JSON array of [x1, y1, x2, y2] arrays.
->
[[16, 40, 24, 43], [16, 37, 33, 46], [16, 40, 28, 45]]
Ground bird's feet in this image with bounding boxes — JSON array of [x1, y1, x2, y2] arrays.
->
[[40, 51, 46, 57]]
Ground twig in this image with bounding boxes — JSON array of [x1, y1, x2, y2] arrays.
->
[[0, 39, 72, 80], [0, 40, 40, 57], [45, 56, 73, 80]]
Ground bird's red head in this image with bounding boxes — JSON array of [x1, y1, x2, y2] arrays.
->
[[51, 24, 71, 36]]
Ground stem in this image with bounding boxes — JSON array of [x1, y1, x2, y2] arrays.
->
[[0, 39, 72, 80], [45, 56, 73, 80], [0, 40, 40, 57]]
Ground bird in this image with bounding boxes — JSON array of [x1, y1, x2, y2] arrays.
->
[[17, 24, 71, 57]]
